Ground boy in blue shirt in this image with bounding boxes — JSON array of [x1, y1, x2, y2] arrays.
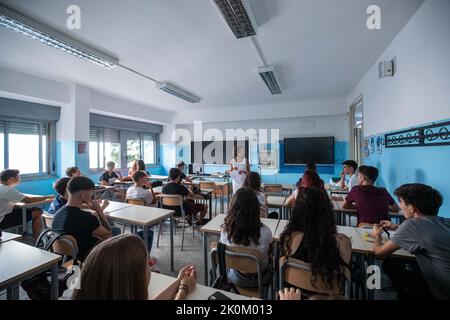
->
[[48, 177, 71, 215]]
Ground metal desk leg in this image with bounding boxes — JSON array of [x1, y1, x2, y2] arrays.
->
[[203, 232, 209, 285], [209, 194, 212, 220], [22, 207, 27, 235], [170, 216, 174, 271], [143, 225, 148, 251], [51, 263, 59, 300]]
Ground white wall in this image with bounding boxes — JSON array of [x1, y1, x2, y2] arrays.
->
[[174, 98, 347, 124], [176, 115, 349, 142], [347, 0, 450, 135]]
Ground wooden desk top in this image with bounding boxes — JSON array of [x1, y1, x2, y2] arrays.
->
[[266, 196, 287, 208], [153, 186, 163, 194], [108, 205, 174, 226], [0, 241, 61, 289], [149, 175, 168, 180], [148, 272, 253, 300], [192, 180, 229, 187], [0, 232, 22, 244]]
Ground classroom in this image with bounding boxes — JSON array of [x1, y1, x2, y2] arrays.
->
[[1, 0, 449, 304]]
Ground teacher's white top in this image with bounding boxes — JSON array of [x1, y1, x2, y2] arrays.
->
[[230, 158, 247, 194]]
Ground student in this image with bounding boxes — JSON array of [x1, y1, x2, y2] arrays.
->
[[244, 171, 268, 217], [220, 188, 273, 293], [126, 170, 154, 206], [128, 160, 139, 177], [229, 146, 250, 194], [305, 161, 317, 173], [0, 169, 52, 239], [177, 161, 192, 184], [162, 168, 208, 225], [342, 166, 399, 225], [52, 176, 112, 262], [285, 170, 325, 207], [371, 183, 450, 300], [73, 234, 197, 300], [280, 187, 351, 296], [48, 177, 71, 215], [99, 161, 126, 202], [66, 166, 82, 178], [338, 160, 358, 191]]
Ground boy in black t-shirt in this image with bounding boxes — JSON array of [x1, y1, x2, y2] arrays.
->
[[99, 161, 126, 202], [162, 168, 208, 225], [52, 176, 112, 261]]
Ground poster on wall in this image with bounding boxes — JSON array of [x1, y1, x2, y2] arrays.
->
[[370, 136, 376, 154], [376, 135, 383, 155], [364, 137, 370, 159], [77, 141, 87, 155]]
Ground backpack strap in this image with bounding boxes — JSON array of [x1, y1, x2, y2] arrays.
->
[[42, 231, 66, 251], [216, 242, 227, 277]]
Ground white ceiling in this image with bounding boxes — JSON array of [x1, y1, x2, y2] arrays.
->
[[0, 0, 424, 112]]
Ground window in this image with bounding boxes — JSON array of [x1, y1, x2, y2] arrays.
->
[[89, 128, 121, 170], [89, 127, 158, 170], [0, 119, 54, 176], [143, 134, 156, 164]]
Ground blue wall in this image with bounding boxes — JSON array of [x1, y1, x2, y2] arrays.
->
[[366, 127, 450, 218], [172, 141, 349, 186]]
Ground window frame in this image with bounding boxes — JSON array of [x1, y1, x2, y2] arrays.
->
[[89, 127, 159, 172], [0, 117, 56, 179]]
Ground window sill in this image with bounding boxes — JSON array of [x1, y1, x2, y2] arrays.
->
[[20, 175, 58, 182]]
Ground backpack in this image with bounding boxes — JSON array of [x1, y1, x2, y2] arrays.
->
[[210, 242, 240, 294], [20, 231, 77, 300]]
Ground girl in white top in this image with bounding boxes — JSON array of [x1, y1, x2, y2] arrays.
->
[[243, 171, 268, 217], [229, 147, 250, 194]]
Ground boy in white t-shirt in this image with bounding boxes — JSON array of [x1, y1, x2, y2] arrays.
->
[[339, 160, 359, 191], [0, 169, 53, 239], [126, 170, 154, 206]]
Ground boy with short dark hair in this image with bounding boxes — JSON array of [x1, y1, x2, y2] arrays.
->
[[177, 161, 192, 184], [371, 183, 450, 300], [99, 161, 126, 202], [343, 165, 399, 225], [162, 168, 208, 225], [52, 176, 112, 261], [339, 160, 358, 190], [126, 171, 154, 206], [48, 177, 71, 215], [0, 169, 53, 239], [66, 166, 82, 178]]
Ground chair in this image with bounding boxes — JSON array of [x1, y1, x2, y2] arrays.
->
[[210, 244, 269, 299], [40, 212, 54, 230], [52, 234, 79, 268], [126, 198, 145, 206], [263, 184, 283, 196], [279, 257, 351, 298], [159, 194, 193, 251], [199, 181, 218, 215]]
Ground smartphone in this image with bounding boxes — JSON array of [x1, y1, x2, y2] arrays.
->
[[208, 291, 231, 300]]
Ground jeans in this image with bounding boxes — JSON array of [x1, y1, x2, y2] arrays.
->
[[226, 265, 273, 298], [137, 228, 155, 254]]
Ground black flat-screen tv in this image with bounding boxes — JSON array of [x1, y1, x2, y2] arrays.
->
[[284, 137, 334, 165]]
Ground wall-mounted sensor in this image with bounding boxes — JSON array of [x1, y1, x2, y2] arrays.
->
[[379, 60, 395, 78]]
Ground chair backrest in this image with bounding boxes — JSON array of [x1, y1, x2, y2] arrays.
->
[[199, 181, 216, 191], [160, 194, 184, 207], [279, 256, 350, 296], [126, 198, 146, 206], [357, 223, 374, 229], [211, 244, 266, 298], [263, 184, 283, 195], [52, 234, 79, 265], [41, 212, 54, 229]]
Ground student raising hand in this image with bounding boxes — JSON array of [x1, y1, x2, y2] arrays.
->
[[278, 287, 301, 300]]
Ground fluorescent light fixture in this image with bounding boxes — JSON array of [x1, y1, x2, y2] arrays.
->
[[257, 66, 282, 95], [212, 0, 258, 39], [0, 5, 118, 68], [157, 83, 201, 103]]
